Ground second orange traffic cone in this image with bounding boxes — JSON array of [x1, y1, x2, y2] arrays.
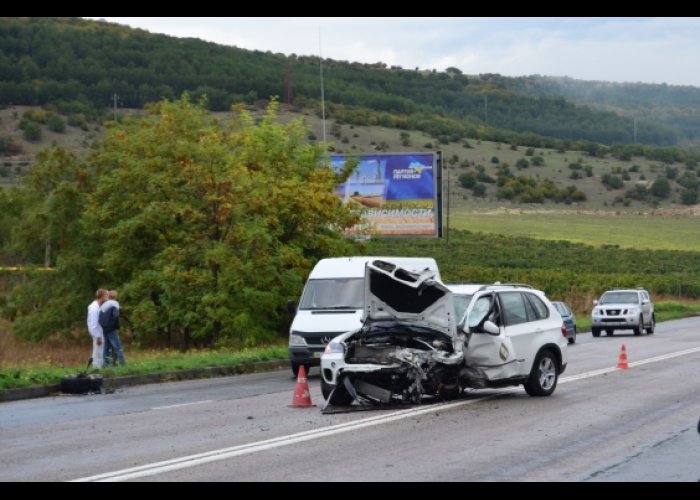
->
[[617, 344, 629, 369], [289, 365, 316, 407]]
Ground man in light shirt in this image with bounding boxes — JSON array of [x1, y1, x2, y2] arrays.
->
[[87, 289, 108, 369]]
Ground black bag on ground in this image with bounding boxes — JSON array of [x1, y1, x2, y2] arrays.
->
[[60, 358, 103, 394]]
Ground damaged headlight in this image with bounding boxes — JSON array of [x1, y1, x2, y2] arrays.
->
[[324, 341, 345, 354]]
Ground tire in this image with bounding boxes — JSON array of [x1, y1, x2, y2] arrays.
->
[[60, 374, 103, 394], [324, 377, 355, 405], [633, 316, 643, 335], [291, 362, 310, 378], [524, 350, 558, 397], [321, 377, 333, 400], [568, 327, 576, 345], [647, 315, 655, 335], [592, 327, 601, 338]]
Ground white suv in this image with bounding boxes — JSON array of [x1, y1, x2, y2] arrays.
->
[[320, 260, 569, 406], [591, 288, 655, 337]]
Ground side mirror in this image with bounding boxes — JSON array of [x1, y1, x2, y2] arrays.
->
[[287, 300, 297, 314], [481, 320, 500, 335], [593, 300, 599, 306], [641, 299, 649, 305]]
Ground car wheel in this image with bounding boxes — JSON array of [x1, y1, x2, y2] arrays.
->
[[325, 377, 355, 406], [647, 315, 655, 335], [524, 350, 558, 397], [321, 377, 333, 400], [633, 316, 643, 335], [568, 328, 576, 345], [592, 327, 601, 338]]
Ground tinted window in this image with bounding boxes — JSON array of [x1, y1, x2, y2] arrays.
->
[[526, 293, 550, 320], [500, 292, 529, 326]]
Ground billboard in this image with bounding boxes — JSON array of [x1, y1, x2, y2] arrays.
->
[[331, 152, 441, 237]]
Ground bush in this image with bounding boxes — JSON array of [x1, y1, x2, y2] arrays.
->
[[47, 115, 65, 133], [23, 122, 42, 142]]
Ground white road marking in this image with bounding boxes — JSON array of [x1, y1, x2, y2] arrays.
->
[[152, 400, 213, 410], [71, 345, 700, 482]]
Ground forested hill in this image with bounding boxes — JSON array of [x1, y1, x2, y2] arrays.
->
[[0, 17, 696, 148], [493, 75, 700, 147]]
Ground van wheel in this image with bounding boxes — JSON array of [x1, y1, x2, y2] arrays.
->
[[291, 362, 312, 378], [647, 315, 655, 334], [592, 328, 601, 338], [524, 350, 558, 397]]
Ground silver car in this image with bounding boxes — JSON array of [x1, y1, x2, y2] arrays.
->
[[591, 288, 655, 337]]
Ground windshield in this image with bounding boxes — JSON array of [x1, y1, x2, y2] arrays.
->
[[600, 292, 639, 305], [299, 278, 364, 310], [453, 294, 473, 323]]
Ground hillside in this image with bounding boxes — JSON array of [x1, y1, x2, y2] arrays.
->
[[2, 104, 699, 213], [0, 17, 696, 149]]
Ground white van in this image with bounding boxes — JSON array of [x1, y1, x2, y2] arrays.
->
[[288, 256, 440, 376]]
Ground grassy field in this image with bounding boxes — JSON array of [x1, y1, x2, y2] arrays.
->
[[447, 209, 700, 251]]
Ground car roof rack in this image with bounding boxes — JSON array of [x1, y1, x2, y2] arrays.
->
[[476, 282, 534, 292]]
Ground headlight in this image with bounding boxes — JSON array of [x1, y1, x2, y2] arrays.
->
[[592, 308, 601, 315], [289, 333, 307, 346], [626, 307, 639, 315], [324, 341, 345, 354]]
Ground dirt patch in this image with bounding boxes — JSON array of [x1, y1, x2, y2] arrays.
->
[[471, 206, 700, 217]]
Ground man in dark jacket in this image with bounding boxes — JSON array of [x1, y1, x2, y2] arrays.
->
[[99, 290, 127, 366]]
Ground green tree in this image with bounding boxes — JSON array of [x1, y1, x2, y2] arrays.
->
[[82, 96, 359, 348], [5, 147, 97, 340]]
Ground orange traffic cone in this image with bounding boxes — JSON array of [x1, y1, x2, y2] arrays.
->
[[617, 344, 629, 369], [289, 365, 316, 407]]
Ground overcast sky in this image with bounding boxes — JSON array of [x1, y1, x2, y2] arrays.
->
[[86, 17, 700, 88]]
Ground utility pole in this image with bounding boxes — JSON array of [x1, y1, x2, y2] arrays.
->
[[319, 27, 327, 148], [484, 94, 488, 125]]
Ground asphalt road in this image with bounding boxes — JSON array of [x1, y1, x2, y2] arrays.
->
[[1, 318, 699, 482]]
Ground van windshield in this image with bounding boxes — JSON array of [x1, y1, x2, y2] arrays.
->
[[299, 278, 364, 310]]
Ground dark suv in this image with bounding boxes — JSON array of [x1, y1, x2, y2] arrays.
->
[[591, 288, 655, 337]]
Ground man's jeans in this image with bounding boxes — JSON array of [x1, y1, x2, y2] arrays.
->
[[103, 331, 126, 366]]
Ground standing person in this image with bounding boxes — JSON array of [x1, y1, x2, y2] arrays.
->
[[100, 290, 127, 366], [87, 289, 108, 369]]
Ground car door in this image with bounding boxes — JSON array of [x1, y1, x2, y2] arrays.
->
[[463, 292, 522, 380], [498, 291, 542, 377]]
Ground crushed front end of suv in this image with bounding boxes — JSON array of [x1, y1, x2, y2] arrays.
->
[[320, 260, 568, 407]]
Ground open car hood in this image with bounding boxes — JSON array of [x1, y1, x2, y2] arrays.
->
[[363, 259, 456, 337]]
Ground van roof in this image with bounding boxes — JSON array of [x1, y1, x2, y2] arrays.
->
[[309, 256, 440, 280]]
